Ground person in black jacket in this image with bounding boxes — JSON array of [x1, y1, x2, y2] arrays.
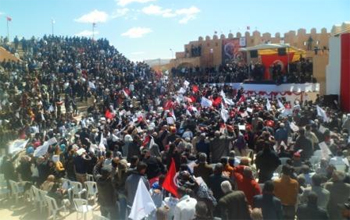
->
[[142, 149, 165, 181], [255, 141, 281, 183], [253, 180, 283, 220], [297, 192, 328, 220], [294, 128, 313, 161], [96, 167, 118, 219]]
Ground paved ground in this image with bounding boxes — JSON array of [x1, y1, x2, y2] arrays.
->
[[0, 196, 102, 220]]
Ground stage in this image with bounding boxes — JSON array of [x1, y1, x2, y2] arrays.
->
[[209, 82, 320, 103]]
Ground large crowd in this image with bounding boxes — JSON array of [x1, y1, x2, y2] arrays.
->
[[171, 58, 316, 85], [1, 36, 350, 220]]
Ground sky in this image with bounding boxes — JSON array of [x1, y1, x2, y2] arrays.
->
[[0, 0, 349, 61]]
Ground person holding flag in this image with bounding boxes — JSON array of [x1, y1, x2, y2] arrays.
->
[[125, 162, 150, 209]]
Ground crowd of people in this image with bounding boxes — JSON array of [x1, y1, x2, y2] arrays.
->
[[0, 36, 350, 220], [171, 57, 316, 85]]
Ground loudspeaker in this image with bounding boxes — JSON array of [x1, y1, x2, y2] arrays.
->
[[278, 48, 286, 56], [250, 50, 258, 58], [323, 95, 339, 107]]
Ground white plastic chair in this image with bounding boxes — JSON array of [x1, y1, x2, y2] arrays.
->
[[279, 157, 290, 165], [45, 195, 67, 220], [68, 181, 86, 200], [84, 181, 98, 202], [32, 186, 47, 213], [0, 180, 10, 199], [73, 198, 93, 220], [87, 174, 94, 181], [92, 213, 109, 220], [9, 180, 25, 204]]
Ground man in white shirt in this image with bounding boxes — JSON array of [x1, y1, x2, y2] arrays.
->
[[174, 186, 197, 220]]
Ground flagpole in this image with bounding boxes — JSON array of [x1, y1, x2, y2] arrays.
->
[[51, 19, 54, 36], [92, 23, 95, 40], [7, 19, 10, 42]]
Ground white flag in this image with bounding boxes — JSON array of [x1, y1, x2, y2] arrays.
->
[[184, 80, 190, 88], [220, 90, 226, 98], [129, 179, 156, 220], [223, 97, 234, 106], [317, 105, 329, 122], [171, 109, 176, 121], [178, 87, 186, 94], [34, 142, 50, 157], [201, 97, 212, 108], [99, 133, 106, 151], [277, 99, 285, 110], [220, 104, 229, 122], [8, 139, 29, 154], [266, 98, 271, 111], [33, 137, 57, 157]]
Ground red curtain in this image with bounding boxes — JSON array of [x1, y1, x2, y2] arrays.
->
[[260, 52, 294, 80], [341, 33, 350, 112]]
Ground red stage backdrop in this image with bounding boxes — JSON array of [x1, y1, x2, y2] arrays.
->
[[261, 52, 294, 80], [341, 33, 350, 112]]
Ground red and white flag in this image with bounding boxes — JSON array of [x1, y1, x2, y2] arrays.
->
[[163, 158, 178, 198], [7, 16, 12, 22]]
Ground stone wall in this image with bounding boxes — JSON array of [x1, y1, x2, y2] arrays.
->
[[177, 27, 331, 67]]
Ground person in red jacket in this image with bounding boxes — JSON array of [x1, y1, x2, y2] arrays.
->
[[233, 166, 261, 206]]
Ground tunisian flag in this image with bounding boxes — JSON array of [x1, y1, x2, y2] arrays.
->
[[261, 52, 294, 80], [163, 158, 178, 198]]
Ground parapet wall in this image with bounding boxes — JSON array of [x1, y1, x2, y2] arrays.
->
[[178, 27, 331, 67]]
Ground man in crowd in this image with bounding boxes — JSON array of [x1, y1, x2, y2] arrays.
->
[[218, 180, 251, 220], [253, 180, 283, 220], [274, 165, 299, 220]]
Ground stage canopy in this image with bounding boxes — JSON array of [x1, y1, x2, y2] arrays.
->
[[239, 43, 305, 62]]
